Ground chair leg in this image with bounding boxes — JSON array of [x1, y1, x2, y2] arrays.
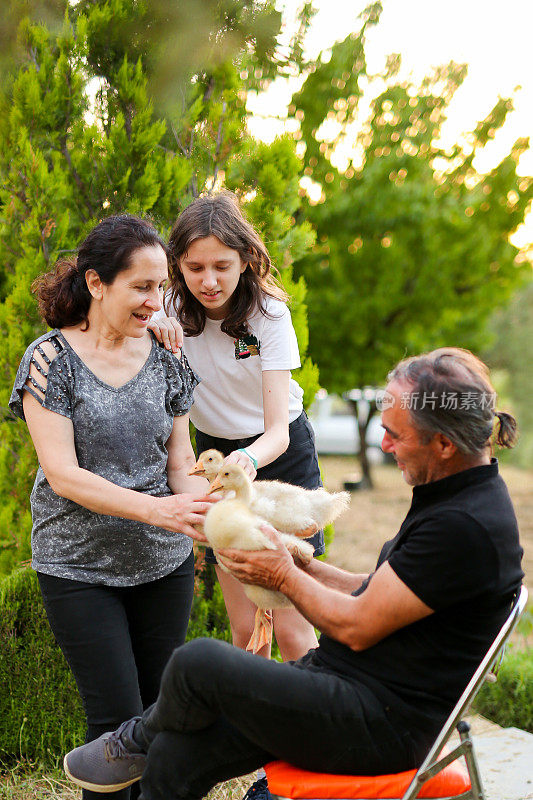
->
[[457, 721, 486, 800]]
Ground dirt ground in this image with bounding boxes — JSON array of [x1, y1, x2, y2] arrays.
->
[[320, 457, 532, 592]]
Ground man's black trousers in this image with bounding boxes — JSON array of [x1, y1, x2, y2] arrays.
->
[[138, 638, 430, 800]]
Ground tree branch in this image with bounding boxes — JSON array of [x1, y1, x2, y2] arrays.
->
[[170, 122, 189, 157], [59, 65, 93, 221], [210, 101, 226, 191], [61, 144, 92, 222]]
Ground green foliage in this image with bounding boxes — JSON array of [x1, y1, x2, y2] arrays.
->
[[0, 11, 190, 574], [473, 646, 533, 733], [0, 567, 85, 767], [321, 523, 334, 556], [0, 0, 66, 80], [0, 2, 319, 574], [0, 562, 234, 766], [292, 28, 532, 394], [288, 7, 532, 482], [0, 0, 283, 107], [187, 555, 232, 645], [291, 3, 381, 179], [484, 283, 533, 467]]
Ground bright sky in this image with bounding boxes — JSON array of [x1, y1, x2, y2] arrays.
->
[[247, 0, 533, 250]]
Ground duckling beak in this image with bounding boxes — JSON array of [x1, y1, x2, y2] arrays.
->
[[207, 476, 224, 494], [189, 460, 206, 476]]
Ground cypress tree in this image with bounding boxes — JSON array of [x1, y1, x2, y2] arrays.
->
[[0, 2, 319, 573]]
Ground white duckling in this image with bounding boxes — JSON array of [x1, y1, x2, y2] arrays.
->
[[204, 464, 315, 653], [191, 450, 349, 535]]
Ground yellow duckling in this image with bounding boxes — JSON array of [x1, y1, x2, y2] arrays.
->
[[191, 450, 349, 535], [204, 464, 315, 653], [189, 449, 225, 482]]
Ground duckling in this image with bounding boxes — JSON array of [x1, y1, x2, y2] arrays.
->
[[192, 451, 349, 535], [204, 470, 315, 653], [189, 449, 225, 482]]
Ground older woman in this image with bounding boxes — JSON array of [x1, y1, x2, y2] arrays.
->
[[9, 215, 217, 800]]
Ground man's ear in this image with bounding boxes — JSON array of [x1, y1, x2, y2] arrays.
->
[[85, 269, 104, 300], [433, 433, 457, 461]]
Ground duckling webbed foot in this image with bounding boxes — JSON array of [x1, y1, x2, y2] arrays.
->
[[291, 522, 319, 539], [246, 609, 273, 653]]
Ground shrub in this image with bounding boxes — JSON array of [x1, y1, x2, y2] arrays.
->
[[187, 548, 232, 644], [473, 646, 533, 733], [0, 560, 233, 768], [0, 567, 84, 768]]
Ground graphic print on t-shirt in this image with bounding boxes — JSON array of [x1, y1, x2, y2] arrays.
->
[[234, 334, 261, 360]]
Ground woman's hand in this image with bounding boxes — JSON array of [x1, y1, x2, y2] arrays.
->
[[148, 316, 183, 354], [225, 449, 257, 480], [152, 493, 220, 541]]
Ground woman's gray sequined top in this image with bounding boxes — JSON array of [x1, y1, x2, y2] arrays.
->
[[9, 330, 200, 586]]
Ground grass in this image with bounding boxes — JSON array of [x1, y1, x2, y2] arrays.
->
[[2, 458, 531, 798], [0, 765, 254, 799], [0, 764, 79, 799]]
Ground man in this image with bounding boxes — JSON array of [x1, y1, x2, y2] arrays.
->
[[64, 347, 523, 800]]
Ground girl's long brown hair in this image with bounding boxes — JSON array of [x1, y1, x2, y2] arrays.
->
[[167, 192, 288, 338]]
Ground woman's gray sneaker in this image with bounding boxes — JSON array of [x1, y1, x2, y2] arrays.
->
[[64, 717, 147, 793]]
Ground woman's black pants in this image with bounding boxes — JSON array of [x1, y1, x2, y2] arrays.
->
[[137, 638, 431, 800], [37, 552, 195, 800]]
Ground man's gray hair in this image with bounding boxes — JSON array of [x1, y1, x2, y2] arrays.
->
[[388, 348, 517, 455]]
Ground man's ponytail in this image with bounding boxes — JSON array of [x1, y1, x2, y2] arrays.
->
[[495, 411, 518, 449]]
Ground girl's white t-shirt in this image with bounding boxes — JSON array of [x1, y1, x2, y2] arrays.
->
[[155, 296, 304, 438]]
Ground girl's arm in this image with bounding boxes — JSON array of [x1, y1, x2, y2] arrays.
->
[[224, 369, 290, 478], [22, 392, 215, 541]]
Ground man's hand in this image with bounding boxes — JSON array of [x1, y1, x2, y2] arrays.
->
[[217, 525, 296, 591], [222, 527, 434, 652]]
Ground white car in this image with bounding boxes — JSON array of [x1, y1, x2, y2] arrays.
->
[[307, 391, 385, 461]]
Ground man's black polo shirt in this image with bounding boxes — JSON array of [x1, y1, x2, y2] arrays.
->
[[316, 460, 523, 730]]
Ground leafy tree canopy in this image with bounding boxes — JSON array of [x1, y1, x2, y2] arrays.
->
[[0, 0, 317, 573], [290, 3, 532, 395], [284, 2, 531, 483]]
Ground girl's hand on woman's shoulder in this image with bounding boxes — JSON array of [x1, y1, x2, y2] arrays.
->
[[152, 493, 219, 541], [148, 316, 183, 355]]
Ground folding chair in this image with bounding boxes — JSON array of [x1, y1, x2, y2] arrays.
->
[[265, 585, 528, 800]]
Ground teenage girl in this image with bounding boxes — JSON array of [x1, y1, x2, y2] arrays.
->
[[150, 192, 324, 662]]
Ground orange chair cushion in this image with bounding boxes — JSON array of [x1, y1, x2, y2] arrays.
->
[[264, 759, 471, 799]]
